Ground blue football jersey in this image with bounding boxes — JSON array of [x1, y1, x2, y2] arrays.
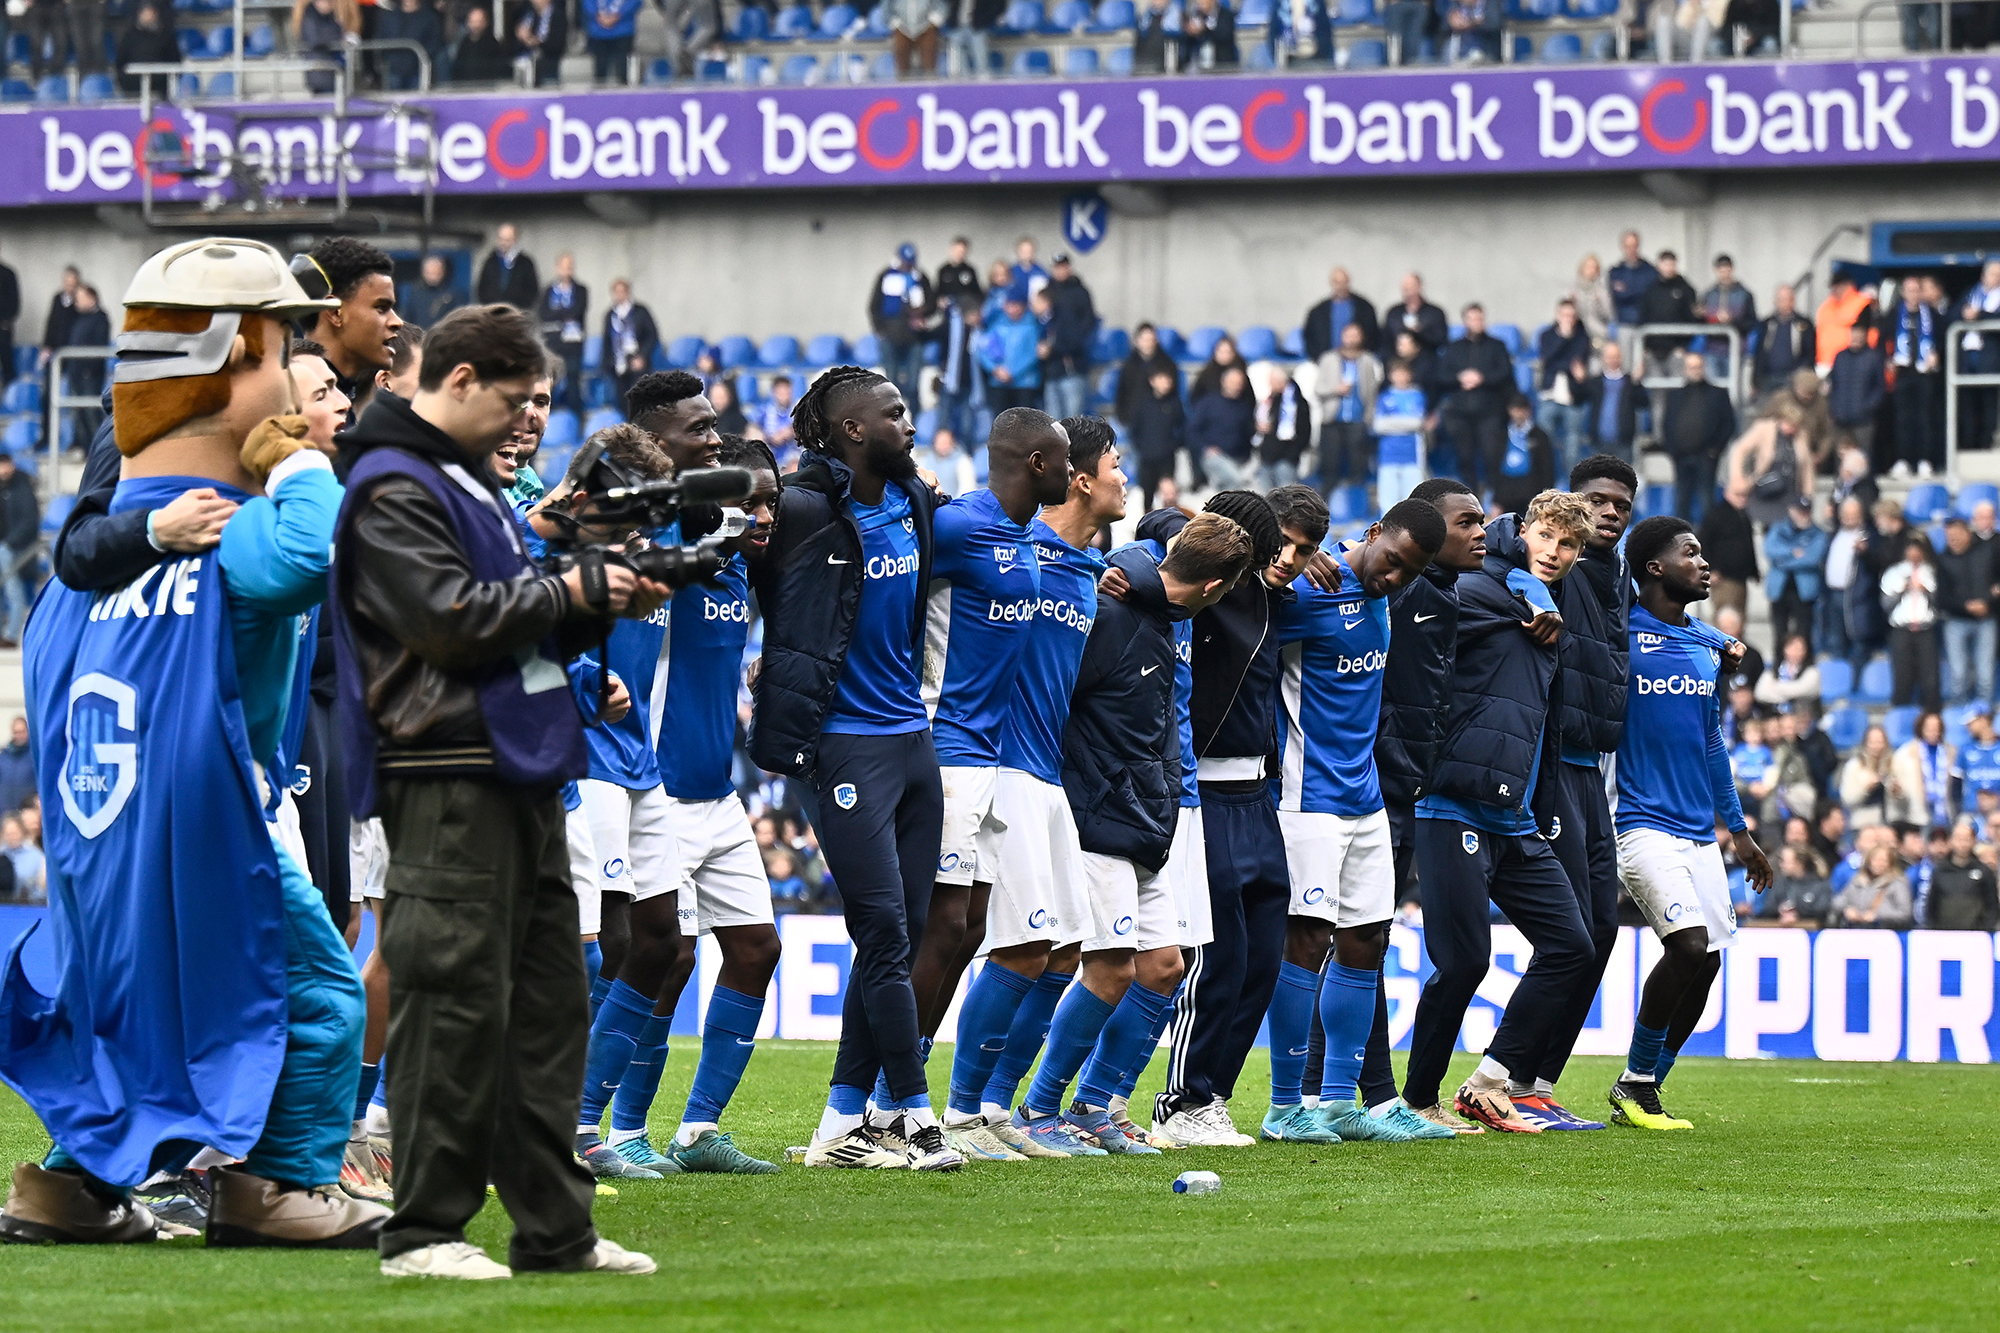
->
[[1613, 605, 1745, 841], [652, 555, 752, 801], [924, 489, 1041, 766], [1276, 544, 1389, 817], [577, 604, 668, 789], [825, 487, 928, 735], [999, 518, 1102, 785], [1958, 739, 2000, 799]]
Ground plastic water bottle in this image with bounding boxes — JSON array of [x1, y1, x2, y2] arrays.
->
[[1172, 1170, 1221, 1195]]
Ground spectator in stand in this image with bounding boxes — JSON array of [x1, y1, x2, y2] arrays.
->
[[976, 285, 1043, 411], [116, 1, 181, 97], [1040, 253, 1096, 421], [1009, 236, 1049, 298], [1568, 253, 1614, 347], [1830, 442, 1879, 513], [1715, 606, 1762, 687], [1925, 821, 1999, 929], [1379, 272, 1448, 356], [1840, 726, 1894, 827], [1837, 845, 1914, 928], [1882, 533, 1944, 713], [292, 0, 356, 93], [945, 0, 1002, 74], [63, 284, 110, 438], [1731, 717, 1776, 818], [767, 850, 813, 916], [1762, 499, 1827, 650], [1252, 363, 1310, 490], [1189, 334, 1243, 403], [1726, 397, 1812, 530], [1960, 708, 2000, 812], [0, 813, 39, 904], [537, 253, 589, 413], [1752, 284, 1818, 397], [1760, 846, 1833, 926], [1133, 0, 1176, 70], [1382, 0, 1431, 61], [1888, 273, 1948, 478], [754, 375, 798, 466], [376, 0, 446, 88], [1372, 360, 1428, 507], [931, 296, 982, 445], [910, 425, 978, 496], [512, 0, 567, 85], [1755, 632, 1822, 710], [0, 452, 39, 647], [582, 0, 642, 82], [1958, 259, 2000, 453], [1936, 516, 1996, 706], [1492, 393, 1554, 518], [1638, 249, 1699, 377], [604, 277, 659, 409], [1187, 363, 1258, 489], [0, 718, 29, 816], [0, 247, 13, 390], [1115, 322, 1178, 429], [1311, 321, 1381, 492], [1129, 365, 1187, 511], [1439, 303, 1513, 488], [1662, 349, 1736, 523], [660, 0, 720, 77], [1890, 710, 1955, 828], [1815, 269, 1878, 372], [1302, 267, 1379, 362], [1976, 500, 1999, 544], [1778, 366, 1837, 472], [1901, 0, 1940, 50], [39, 266, 80, 374], [1392, 328, 1446, 411], [402, 254, 459, 329], [1180, 0, 1238, 67], [1534, 298, 1593, 474], [1723, 0, 1782, 52], [1607, 230, 1659, 331], [1699, 499, 1758, 618], [887, 0, 943, 74], [934, 236, 981, 306], [1580, 340, 1639, 459], [1439, 0, 1500, 61], [1820, 495, 1870, 662], [1698, 254, 1757, 382], [476, 223, 539, 309], [979, 260, 1013, 323], [869, 242, 934, 412], [709, 379, 748, 436]]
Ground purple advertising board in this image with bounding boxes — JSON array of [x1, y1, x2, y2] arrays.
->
[[11, 56, 2000, 208]]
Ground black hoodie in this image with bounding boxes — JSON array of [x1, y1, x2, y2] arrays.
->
[[1487, 513, 1628, 761], [1373, 562, 1460, 810]]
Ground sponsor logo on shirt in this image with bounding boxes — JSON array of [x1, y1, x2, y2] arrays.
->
[[1034, 543, 1068, 563], [703, 597, 751, 623], [986, 596, 1036, 622], [1335, 649, 1389, 673], [1036, 597, 1093, 633], [1637, 674, 1716, 696], [993, 544, 1018, 573], [866, 551, 921, 580]]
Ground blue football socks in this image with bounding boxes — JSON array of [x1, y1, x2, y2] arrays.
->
[[1317, 961, 1377, 1104], [351, 1062, 379, 1123], [1267, 961, 1322, 1106], [584, 941, 607, 1022], [609, 1013, 671, 1134], [1653, 1045, 1680, 1087], [1023, 984, 1117, 1117], [948, 961, 1036, 1117], [369, 1055, 389, 1113], [580, 978, 653, 1127], [683, 985, 764, 1128], [1111, 980, 1182, 1101], [981, 969, 1073, 1112], [1625, 1021, 1669, 1083], [1076, 982, 1174, 1109]]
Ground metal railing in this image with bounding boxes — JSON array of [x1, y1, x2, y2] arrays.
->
[[1634, 323, 1744, 406], [45, 347, 113, 500], [1852, 0, 2000, 53], [1946, 318, 2000, 481]]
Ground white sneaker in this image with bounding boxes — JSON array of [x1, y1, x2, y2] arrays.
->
[[1151, 1106, 1245, 1148], [901, 1121, 966, 1172], [945, 1123, 1028, 1162], [984, 1115, 1071, 1158], [1200, 1100, 1258, 1146], [579, 1237, 657, 1275], [381, 1241, 512, 1280], [1890, 460, 1912, 479], [801, 1128, 909, 1169]]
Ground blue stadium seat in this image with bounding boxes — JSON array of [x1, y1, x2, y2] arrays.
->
[[716, 335, 757, 369], [1816, 657, 1853, 702], [1588, 28, 1618, 57], [1238, 0, 1273, 24], [204, 25, 234, 58], [1155, 326, 1188, 361], [1540, 33, 1583, 60], [1091, 0, 1136, 28], [734, 4, 771, 39], [1883, 705, 1920, 749], [1904, 482, 1952, 523], [1956, 482, 1999, 518], [804, 334, 849, 367], [42, 494, 76, 536], [649, 342, 672, 369], [4, 381, 42, 415], [1000, 0, 1046, 32], [914, 407, 937, 446], [814, 4, 858, 39], [1, 79, 34, 104], [1280, 326, 1305, 358], [585, 376, 617, 409], [536, 442, 577, 483], [851, 333, 883, 365], [77, 73, 116, 103], [246, 24, 276, 55], [2, 418, 39, 453], [1519, 0, 1563, 16], [1855, 655, 1893, 703], [6, 32, 29, 65], [758, 335, 800, 368], [865, 4, 893, 36], [176, 28, 203, 57], [1344, 38, 1386, 66], [1095, 365, 1121, 405], [740, 54, 772, 83], [644, 58, 675, 83], [1244, 41, 1274, 69], [1328, 484, 1371, 524], [1050, 0, 1093, 27], [175, 73, 201, 100], [1509, 33, 1533, 59], [1105, 44, 1134, 73], [696, 56, 730, 80], [542, 409, 580, 450], [666, 335, 708, 368], [581, 334, 603, 371], [1335, 0, 1375, 23], [584, 407, 625, 436], [1185, 327, 1227, 363], [207, 71, 234, 95], [1012, 47, 1052, 74], [867, 50, 898, 79], [1091, 326, 1130, 364], [1513, 359, 1536, 394], [1822, 705, 1868, 751], [773, 4, 815, 37], [1061, 46, 1099, 75], [736, 371, 763, 403], [1236, 327, 1278, 361], [778, 53, 821, 83], [35, 75, 70, 104], [12, 347, 35, 380], [1569, 0, 1618, 13]]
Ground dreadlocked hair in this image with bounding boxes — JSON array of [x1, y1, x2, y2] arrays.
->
[[718, 431, 779, 477], [793, 365, 888, 454]]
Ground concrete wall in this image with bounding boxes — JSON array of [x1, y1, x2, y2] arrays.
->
[[8, 161, 2000, 350]]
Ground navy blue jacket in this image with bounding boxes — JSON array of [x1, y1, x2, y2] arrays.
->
[[1373, 562, 1460, 810], [1061, 546, 1186, 872], [1489, 514, 1628, 759], [1426, 550, 1563, 827], [53, 389, 159, 592], [748, 452, 940, 776]]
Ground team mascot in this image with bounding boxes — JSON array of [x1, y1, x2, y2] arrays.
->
[[0, 238, 385, 1249]]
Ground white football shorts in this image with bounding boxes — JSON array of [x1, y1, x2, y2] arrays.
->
[[984, 767, 1090, 951], [579, 778, 679, 904], [1280, 807, 1395, 928], [1167, 802, 1212, 948], [566, 801, 602, 937], [666, 794, 775, 936], [349, 817, 388, 904], [937, 764, 1005, 887], [1617, 826, 1738, 951], [1080, 852, 1179, 954]]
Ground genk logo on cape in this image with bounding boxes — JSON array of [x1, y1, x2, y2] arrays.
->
[[63, 672, 138, 840], [834, 783, 858, 810]]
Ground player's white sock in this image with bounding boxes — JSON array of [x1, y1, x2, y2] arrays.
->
[[864, 1104, 900, 1131], [903, 1105, 939, 1131], [980, 1100, 1012, 1124], [943, 1108, 983, 1129], [187, 1147, 234, 1171], [606, 1127, 646, 1148], [816, 1106, 865, 1141], [1467, 1057, 1509, 1090], [1107, 1094, 1129, 1121], [1301, 1094, 1321, 1111], [363, 1105, 392, 1137], [576, 1122, 601, 1138], [675, 1121, 715, 1148], [1620, 1068, 1656, 1084], [1365, 1099, 1398, 1118]]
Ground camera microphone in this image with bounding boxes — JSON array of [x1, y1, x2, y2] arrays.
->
[[675, 466, 756, 505]]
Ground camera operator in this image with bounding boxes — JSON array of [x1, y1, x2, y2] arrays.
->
[[330, 304, 665, 1282]]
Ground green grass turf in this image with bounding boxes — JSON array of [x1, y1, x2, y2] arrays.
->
[[2, 1046, 1997, 1332]]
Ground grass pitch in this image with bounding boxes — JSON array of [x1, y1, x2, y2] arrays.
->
[[1, 1046, 1996, 1332]]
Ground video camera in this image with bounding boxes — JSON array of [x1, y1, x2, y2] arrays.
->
[[536, 433, 759, 609]]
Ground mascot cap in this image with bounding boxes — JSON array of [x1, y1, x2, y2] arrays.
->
[[114, 238, 334, 387]]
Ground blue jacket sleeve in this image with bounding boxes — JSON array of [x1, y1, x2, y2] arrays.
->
[[1706, 690, 1748, 833], [217, 463, 341, 616]]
